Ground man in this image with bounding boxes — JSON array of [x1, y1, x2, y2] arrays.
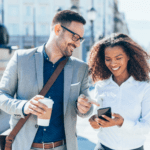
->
[[0, 10, 98, 150]]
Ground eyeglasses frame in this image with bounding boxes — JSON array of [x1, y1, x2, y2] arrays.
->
[[61, 25, 84, 43]]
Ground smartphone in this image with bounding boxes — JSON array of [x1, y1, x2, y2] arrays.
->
[[97, 107, 111, 121]]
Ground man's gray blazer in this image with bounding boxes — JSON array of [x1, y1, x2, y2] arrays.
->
[[0, 110, 10, 134], [0, 45, 93, 150]]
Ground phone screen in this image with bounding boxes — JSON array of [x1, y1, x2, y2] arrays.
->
[[97, 107, 111, 121]]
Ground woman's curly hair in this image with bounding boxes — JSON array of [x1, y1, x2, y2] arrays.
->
[[88, 33, 150, 83]]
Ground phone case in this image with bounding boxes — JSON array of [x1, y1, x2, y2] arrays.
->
[[97, 107, 111, 121]]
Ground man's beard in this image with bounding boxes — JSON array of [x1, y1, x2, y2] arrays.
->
[[56, 33, 76, 57], [56, 41, 73, 57], [62, 47, 72, 57]]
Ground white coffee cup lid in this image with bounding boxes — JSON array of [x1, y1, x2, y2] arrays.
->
[[39, 98, 54, 108]]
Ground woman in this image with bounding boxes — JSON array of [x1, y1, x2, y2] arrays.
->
[[88, 33, 150, 150]]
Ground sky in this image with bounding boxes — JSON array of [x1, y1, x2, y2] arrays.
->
[[118, 0, 150, 50]]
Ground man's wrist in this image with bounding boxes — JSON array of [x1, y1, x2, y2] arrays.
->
[[22, 102, 27, 116], [75, 99, 78, 109]]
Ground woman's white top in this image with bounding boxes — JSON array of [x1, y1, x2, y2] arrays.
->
[[95, 76, 150, 150]]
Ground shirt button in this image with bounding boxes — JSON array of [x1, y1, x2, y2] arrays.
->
[[47, 58, 49, 60], [44, 128, 46, 131], [35, 124, 39, 128]]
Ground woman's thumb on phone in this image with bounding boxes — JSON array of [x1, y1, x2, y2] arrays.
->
[[112, 113, 119, 117]]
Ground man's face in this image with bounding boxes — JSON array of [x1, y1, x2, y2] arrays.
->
[[56, 21, 84, 57]]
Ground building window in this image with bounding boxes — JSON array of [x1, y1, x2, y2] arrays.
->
[[0, 4, 2, 14], [109, 0, 114, 7], [24, 24, 32, 35], [0, 5, 2, 23], [26, 6, 31, 16], [108, 15, 112, 24], [40, 6, 46, 16], [26, 26, 29, 35], [8, 24, 19, 35], [97, 0, 102, 5], [8, 6, 19, 16], [41, 24, 47, 35]]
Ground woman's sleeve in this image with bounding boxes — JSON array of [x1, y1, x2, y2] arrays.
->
[[93, 83, 103, 114], [120, 84, 150, 135]]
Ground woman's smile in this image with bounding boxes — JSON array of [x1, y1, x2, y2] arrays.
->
[[111, 67, 120, 71]]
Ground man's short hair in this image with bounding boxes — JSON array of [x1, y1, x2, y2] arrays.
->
[[51, 10, 86, 27]]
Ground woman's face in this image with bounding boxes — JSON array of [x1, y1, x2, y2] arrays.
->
[[104, 46, 129, 79]]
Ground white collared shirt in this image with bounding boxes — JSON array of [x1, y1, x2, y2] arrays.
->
[[95, 76, 150, 150]]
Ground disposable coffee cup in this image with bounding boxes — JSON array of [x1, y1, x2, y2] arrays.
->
[[37, 98, 54, 126]]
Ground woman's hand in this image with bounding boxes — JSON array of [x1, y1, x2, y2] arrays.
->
[[89, 115, 101, 129], [95, 113, 124, 128]]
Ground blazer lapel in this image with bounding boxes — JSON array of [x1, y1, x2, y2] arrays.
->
[[64, 58, 73, 115], [35, 46, 44, 93]]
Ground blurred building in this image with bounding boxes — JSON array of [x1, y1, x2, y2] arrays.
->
[[81, 0, 116, 61], [0, 0, 54, 49], [114, 0, 129, 34], [0, 0, 129, 62], [147, 43, 150, 55]]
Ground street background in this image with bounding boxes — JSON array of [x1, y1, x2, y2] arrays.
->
[[0, 0, 150, 149]]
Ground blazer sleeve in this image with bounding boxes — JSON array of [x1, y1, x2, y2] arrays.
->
[[0, 51, 27, 118], [76, 64, 93, 118]]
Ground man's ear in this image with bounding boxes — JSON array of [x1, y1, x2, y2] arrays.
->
[[54, 24, 62, 35]]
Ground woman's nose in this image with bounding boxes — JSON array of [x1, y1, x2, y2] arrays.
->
[[110, 60, 117, 66]]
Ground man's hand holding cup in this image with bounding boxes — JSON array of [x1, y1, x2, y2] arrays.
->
[[77, 94, 100, 114], [24, 95, 48, 117], [24, 95, 54, 126]]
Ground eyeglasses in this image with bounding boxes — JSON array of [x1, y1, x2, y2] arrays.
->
[[61, 25, 84, 43]]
